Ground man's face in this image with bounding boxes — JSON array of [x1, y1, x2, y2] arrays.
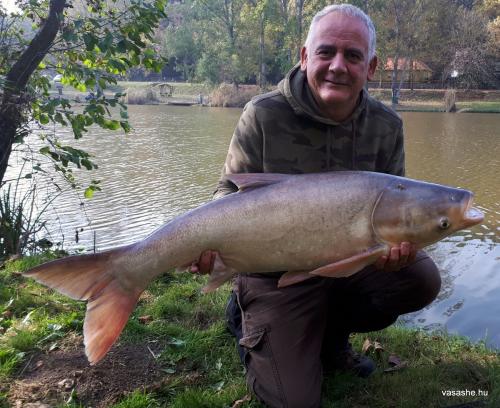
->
[[300, 12, 377, 120]]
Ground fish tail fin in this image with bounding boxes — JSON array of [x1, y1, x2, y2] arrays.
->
[[24, 247, 141, 364], [84, 278, 141, 364]]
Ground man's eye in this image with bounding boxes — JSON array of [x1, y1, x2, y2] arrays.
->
[[317, 49, 334, 57], [346, 52, 362, 61]]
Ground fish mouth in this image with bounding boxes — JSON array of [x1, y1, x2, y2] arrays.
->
[[461, 194, 484, 228]]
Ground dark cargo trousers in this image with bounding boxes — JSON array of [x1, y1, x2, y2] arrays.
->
[[230, 251, 441, 408]]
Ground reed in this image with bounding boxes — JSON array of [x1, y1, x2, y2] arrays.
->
[[209, 83, 263, 108]]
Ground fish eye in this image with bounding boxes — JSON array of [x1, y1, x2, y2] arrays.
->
[[439, 217, 450, 229]]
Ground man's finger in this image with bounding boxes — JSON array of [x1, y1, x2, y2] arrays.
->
[[408, 244, 418, 263], [198, 250, 215, 274], [399, 242, 410, 265], [375, 255, 388, 270], [385, 246, 400, 271]]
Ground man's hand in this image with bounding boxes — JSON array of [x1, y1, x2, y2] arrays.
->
[[189, 250, 218, 275], [374, 242, 417, 272]]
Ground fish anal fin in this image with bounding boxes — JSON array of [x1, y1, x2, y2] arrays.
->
[[225, 173, 292, 192], [277, 270, 314, 288], [310, 245, 388, 278], [201, 253, 238, 293], [84, 280, 142, 365]]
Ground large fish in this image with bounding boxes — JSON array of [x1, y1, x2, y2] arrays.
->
[[24, 171, 484, 364]]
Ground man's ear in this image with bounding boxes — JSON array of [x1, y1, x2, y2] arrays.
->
[[300, 46, 308, 71], [367, 55, 378, 81]]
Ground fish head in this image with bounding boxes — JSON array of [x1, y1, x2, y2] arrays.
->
[[372, 178, 484, 247]]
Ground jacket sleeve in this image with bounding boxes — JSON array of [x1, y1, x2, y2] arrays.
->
[[385, 123, 405, 177], [213, 102, 264, 199]]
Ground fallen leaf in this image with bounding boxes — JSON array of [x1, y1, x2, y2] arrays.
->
[[215, 358, 222, 371], [138, 315, 153, 324], [232, 394, 252, 408], [374, 341, 384, 353], [388, 354, 402, 366], [49, 342, 59, 351], [384, 354, 408, 373], [362, 338, 373, 354], [383, 361, 408, 373], [57, 378, 74, 390], [212, 380, 225, 391]]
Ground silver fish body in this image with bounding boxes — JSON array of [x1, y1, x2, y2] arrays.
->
[[24, 171, 484, 364]]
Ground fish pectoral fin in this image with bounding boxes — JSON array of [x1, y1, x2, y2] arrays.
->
[[201, 253, 238, 293], [225, 173, 292, 192], [278, 270, 315, 288], [309, 245, 388, 278]]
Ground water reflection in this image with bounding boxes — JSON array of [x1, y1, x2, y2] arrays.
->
[[5, 107, 500, 347], [401, 112, 500, 347]]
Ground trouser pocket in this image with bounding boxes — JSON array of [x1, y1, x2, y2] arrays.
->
[[239, 327, 287, 408]]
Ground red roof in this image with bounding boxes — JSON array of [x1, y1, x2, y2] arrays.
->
[[383, 58, 432, 71]]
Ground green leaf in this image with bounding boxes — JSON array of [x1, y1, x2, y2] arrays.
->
[[75, 83, 87, 92], [39, 114, 50, 125], [84, 187, 95, 199]]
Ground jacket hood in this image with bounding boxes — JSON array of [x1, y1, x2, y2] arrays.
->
[[278, 64, 368, 126]]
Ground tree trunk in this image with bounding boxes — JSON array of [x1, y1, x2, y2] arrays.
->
[[0, 0, 66, 186], [391, 54, 400, 105], [295, 0, 304, 61], [259, 11, 265, 87], [279, 0, 292, 65]]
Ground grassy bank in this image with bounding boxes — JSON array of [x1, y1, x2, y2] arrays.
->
[[50, 80, 500, 112], [370, 89, 500, 113], [1, 254, 499, 407]]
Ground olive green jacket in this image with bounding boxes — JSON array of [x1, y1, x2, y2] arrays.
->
[[214, 65, 405, 198]]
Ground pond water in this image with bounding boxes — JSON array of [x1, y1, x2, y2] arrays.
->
[[5, 105, 500, 347]]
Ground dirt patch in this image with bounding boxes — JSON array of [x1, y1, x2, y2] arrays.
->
[[8, 336, 166, 407]]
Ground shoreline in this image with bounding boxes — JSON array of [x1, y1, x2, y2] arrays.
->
[[49, 81, 500, 113]]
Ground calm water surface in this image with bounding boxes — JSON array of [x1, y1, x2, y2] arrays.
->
[[6, 106, 500, 347]]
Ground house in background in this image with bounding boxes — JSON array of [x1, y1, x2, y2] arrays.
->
[[377, 58, 433, 83]]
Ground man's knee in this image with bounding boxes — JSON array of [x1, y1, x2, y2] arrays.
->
[[375, 254, 441, 315], [402, 254, 441, 311]]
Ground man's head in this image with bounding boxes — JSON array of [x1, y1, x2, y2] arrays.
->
[[300, 4, 378, 122]]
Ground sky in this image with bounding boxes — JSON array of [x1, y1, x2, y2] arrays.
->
[[1, 0, 20, 13]]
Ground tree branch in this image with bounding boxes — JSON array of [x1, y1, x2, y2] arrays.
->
[[5, 0, 67, 92]]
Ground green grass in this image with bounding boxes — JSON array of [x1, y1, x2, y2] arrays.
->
[[1, 254, 499, 407], [0, 253, 84, 379], [457, 101, 500, 113], [111, 390, 160, 408], [113, 81, 212, 99]]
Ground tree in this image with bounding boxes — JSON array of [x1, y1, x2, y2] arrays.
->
[[446, 6, 498, 88], [0, 0, 167, 189]]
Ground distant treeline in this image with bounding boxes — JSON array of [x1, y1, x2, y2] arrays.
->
[[132, 0, 499, 89]]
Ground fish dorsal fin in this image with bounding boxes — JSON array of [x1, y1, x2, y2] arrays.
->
[[225, 173, 292, 192]]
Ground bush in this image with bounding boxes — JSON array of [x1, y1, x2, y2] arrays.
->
[[124, 88, 159, 105]]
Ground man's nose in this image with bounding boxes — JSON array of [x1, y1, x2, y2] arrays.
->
[[329, 53, 347, 73]]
